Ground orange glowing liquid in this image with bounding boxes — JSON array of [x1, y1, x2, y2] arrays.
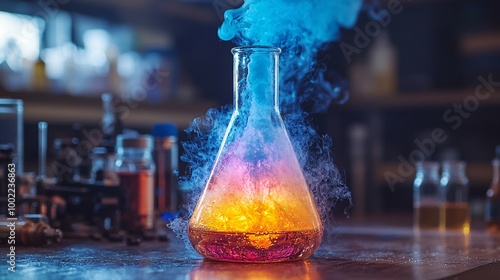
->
[[188, 125, 323, 262], [188, 227, 322, 263], [188, 177, 323, 262]]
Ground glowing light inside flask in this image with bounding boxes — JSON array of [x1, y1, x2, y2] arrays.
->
[[190, 126, 322, 245]]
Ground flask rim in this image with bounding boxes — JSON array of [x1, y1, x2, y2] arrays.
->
[[232, 45, 281, 54]]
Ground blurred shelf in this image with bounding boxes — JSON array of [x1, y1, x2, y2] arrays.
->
[[344, 89, 500, 111], [374, 162, 492, 187], [461, 32, 500, 55], [0, 0, 219, 35], [0, 90, 217, 128]]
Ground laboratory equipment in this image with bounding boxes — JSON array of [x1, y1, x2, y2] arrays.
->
[[101, 93, 121, 149], [0, 99, 23, 175], [90, 146, 119, 185], [0, 145, 14, 215], [0, 218, 62, 246], [413, 162, 441, 229], [152, 123, 179, 214], [486, 146, 500, 233], [38, 122, 47, 178], [114, 135, 155, 240], [440, 161, 470, 233], [188, 46, 322, 263]]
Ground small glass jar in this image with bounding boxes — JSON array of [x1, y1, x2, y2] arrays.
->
[[440, 161, 470, 233], [114, 135, 155, 238], [413, 162, 440, 229]]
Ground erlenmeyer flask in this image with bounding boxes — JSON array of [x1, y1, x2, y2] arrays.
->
[[188, 46, 323, 263]]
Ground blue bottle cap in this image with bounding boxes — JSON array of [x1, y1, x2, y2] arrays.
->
[[152, 123, 178, 138]]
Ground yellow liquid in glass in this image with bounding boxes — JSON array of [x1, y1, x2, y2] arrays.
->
[[415, 204, 441, 229], [442, 203, 470, 233]]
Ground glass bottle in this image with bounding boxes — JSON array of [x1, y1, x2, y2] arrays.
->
[[188, 46, 323, 263], [152, 123, 179, 214], [114, 135, 156, 239], [413, 162, 440, 230], [440, 161, 470, 233], [486, 146, 500, 233]]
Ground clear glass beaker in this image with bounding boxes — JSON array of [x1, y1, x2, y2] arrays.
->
[[188, 46, 323, 263], [0, 99, 23, 175]]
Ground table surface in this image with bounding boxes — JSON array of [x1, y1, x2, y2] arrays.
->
[[2, 224, 500, 280]]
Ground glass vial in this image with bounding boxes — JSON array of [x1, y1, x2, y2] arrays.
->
[[188, 46, 323, 263], [440, 161, 470, 233], [152, 123, 179, 214], [115, 135, 155, 238], [486, 146, 500, 233], [413, 162, 440, 229]]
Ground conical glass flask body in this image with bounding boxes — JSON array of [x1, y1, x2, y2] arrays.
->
[[188, 46, 322, 263]]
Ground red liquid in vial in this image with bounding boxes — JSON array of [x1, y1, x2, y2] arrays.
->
[[118, 171, 154, 232]]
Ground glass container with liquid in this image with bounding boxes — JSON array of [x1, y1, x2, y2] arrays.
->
[[188, 46, 323, 263], [486, 146, 500, 233], [440, 161, 470, 233], [115, 135, 155, 239], [413, 162, 441, 229]]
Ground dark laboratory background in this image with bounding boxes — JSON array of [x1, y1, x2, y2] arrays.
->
[[0, 0, 499, 227]]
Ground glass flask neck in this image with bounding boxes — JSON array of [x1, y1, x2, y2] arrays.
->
[[232, 46, 281, 114], [115, 135, 155, 172], [442, 161, 466, 177], [414, 162, 439, 185], [440, 161, 468, 186]]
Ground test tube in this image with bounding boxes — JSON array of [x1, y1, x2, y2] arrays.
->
[[38, 122, 48, 178]]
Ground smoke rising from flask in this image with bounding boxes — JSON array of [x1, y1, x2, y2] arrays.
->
[[219, 0, 362, 111], [170, 0, 363, 246]]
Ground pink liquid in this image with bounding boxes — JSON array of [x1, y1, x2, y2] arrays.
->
[[188, 227, 322, 263]]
